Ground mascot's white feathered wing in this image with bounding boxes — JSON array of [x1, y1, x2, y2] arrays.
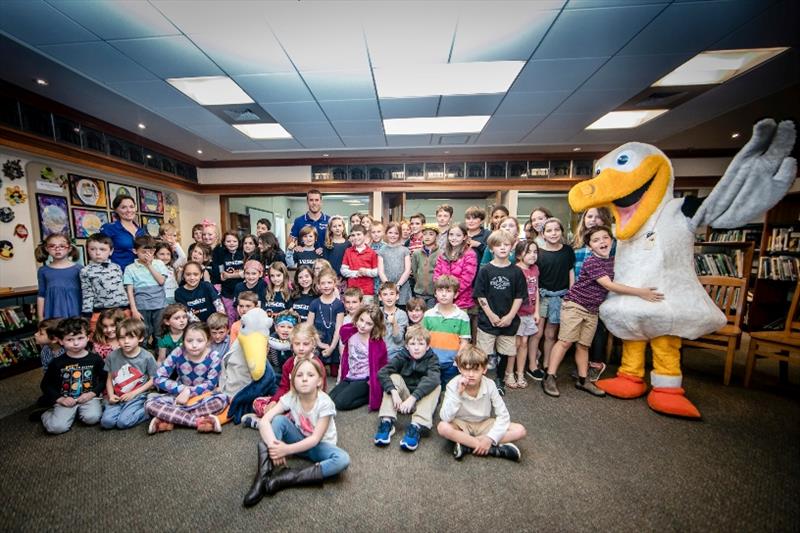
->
[[569, 119, 796, 418]]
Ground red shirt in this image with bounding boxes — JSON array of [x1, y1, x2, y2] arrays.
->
[[342, 245, 378, 295]]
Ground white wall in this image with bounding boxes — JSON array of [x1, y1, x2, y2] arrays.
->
[[198, 165, 310, 184]]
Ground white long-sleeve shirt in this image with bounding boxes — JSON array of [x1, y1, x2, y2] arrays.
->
[[439, 375, 510, 445]]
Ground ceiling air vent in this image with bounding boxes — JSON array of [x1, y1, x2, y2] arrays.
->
[[206, 103, 275, 125], [222, 108, 262, 122], [436, 134, 471, 145]]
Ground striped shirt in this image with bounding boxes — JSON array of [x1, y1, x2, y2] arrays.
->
[[564, 253, 614, 314], [423, 305, 471, 365]]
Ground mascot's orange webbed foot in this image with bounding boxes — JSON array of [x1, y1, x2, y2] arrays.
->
[[647, 387, 701, 419], [596, 372, 647, 398]]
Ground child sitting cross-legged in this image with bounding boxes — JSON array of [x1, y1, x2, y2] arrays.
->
[[437, 345, 527, 462], [40, 317, 106, 434], [243, 358, 349, 507], [145, 322, 228, 434], [101, 318, 158, 430], [373, 325, 441, 452]]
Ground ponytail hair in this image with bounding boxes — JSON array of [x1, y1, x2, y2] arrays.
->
[[35, 233, 79, 264]]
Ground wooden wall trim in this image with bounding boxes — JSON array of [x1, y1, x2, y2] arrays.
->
[[0, 126, 198, 192]]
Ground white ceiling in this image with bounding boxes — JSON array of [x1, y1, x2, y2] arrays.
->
[[0, 0, 797, 162]]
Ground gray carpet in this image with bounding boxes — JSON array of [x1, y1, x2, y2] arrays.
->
[[1, 347, 798, 533]]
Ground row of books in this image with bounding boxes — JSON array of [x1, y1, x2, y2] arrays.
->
[[767, 227, 800, 252], [0, 337, 38, 368], [0, 305, 36, 333], [694, 252, 745, 277], [758, 255, 800, 281], [708, 228, 761, 243]]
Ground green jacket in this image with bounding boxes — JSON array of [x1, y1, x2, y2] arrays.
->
[[411, 246, 441, 296], [377, 348, 441, 400]]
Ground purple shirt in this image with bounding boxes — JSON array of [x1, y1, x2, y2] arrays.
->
[[564, 253, 614, 313]]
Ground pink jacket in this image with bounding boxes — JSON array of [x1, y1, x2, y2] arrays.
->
[[434, 248, 478, 310], [339, 323, 388, 411]]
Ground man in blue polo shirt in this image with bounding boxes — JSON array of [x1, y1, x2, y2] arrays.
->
[[289, 189, 329, 251]]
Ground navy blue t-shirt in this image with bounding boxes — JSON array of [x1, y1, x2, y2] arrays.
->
[[175, 282, 221, 322], [263, 291, 291, 318], [291, 292, 315, 322], [293, 249, 319, 268], [233, 278, 268, 307]]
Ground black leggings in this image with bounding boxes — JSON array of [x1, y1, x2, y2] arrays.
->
[[589, 321, 608, 364], [329, 380, 369, 410]]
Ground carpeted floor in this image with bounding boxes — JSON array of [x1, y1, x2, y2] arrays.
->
[[1, 344, 798, 533]]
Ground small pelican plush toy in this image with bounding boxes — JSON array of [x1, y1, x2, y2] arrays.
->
[[219, 308, 277, 424], [569, 119, 796, 418]]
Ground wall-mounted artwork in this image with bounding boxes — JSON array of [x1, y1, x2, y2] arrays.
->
[[164, 191, 180, 225], [68, 173, 107, 208], [71, 208, 109, 239], [139, 187, 164, 214], [36, 194, 69, 240], [141, 215, 163, 237], [108, 182, 138, 204]]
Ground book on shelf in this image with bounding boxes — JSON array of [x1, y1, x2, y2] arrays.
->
[[694, 251, 745, 277], [757, 255, 800, 281], [767, 227, 800, 252], [709, 228, 762, 244], [0, 305, 35, 333], [0, 337, 38, 368]]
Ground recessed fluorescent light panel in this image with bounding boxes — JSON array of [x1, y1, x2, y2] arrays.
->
[[374, 61, 524, 98], [384, 116, 490, 135], [652, 47, 788, 87], [233, 123, 292, 139], [167, 76, 254, 105], [585, 110, 668, 130]]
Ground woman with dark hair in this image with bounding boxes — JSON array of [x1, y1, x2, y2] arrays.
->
[[257, 232, 286, 267], [100, 194, 146, 270]]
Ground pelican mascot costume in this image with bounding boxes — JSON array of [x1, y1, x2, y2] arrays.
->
[[568, 119, 796, 418], [218, 308, 277, 424]]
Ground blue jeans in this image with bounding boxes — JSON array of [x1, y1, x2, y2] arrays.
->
[[440, 362, 459, 387], [271, 415, 350, 478], [101, 395, 148, 429]]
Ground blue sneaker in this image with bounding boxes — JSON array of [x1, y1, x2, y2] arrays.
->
[[400, 423, 421, 452], [374, 418, 395, 447]]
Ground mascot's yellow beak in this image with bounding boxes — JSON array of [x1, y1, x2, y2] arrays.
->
[[568, 154, 671, 240], [238, 330, 268, 381]]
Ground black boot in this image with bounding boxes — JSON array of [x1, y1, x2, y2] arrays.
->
[[265, 463, 324, 495], [488, 443, 521, 462], [243, 441, 273, 507]]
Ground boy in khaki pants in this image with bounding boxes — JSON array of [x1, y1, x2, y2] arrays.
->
[[373, 325, 441, 452]]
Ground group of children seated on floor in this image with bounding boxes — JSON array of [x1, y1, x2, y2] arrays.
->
[[32, 203, 666, 502]]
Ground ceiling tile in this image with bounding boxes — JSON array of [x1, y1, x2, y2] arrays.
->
[[48, 0, 179, 39], [157, 106, 226, 127], [109, 36, 222, 78], [379, 97, 439, 119], [253, 139, 304, 151], [386, 134, 433, 147], [235, 73, 313, 104], [260, 101, 327, 123], [565, 0, 665, 8], [340, 136, 387, 148], [189, 33, 294, 76], [438, 94, 504, 116], [267, 3, 369, 71], [0, 1, 98, 45], [108, 80, 193, 109], [151, 0, 269, 35], [363, 3, 456, 67], [513, 57, 609, 92], [555, 89, 637, 114], [712, 0, 797, 50], [581, 53, 689, 91], [332, 120, 384, 137], [476, 131, 525, 144], [621, 0, 766, 56], [534, 4, 666, 59], [319, 99, 380, 122], [302, 70, 376, 101], [38, 41, 157, 83], [282, 122, 339, 138], [299, 137, 345, 149], [450, 4, 559, 62], [494, 91, 571, 116], [483, 114, 545, 134]]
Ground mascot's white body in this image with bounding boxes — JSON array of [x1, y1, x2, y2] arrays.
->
[[569, 119, 796, 418], [602, 197, 725, 341]]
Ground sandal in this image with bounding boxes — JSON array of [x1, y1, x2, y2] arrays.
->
[[504, 373, 518, 389], [515, 373, 529, 388]]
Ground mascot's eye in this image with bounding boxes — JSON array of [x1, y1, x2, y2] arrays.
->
[[595, 168, 602, 176], [616, 153, 630, 165]]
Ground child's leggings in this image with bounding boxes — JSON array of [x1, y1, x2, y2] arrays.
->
[[270, 415, 350, 478], [145, 392, 228, 427]]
